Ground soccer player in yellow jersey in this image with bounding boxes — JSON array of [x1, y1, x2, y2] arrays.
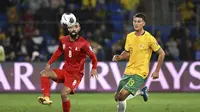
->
[[112, 13, 165, 112]]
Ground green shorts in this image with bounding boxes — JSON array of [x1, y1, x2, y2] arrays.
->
[[117, 74, 146, 94]]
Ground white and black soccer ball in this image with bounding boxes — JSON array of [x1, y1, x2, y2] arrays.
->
[[60, 13, 76, 27]]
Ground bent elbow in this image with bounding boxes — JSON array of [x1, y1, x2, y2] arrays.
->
[[161, 51, 165, 57]]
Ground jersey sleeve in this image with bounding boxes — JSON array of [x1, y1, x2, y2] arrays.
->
[[82, 41, 98, 69], [149, 36, 161, 52], [124, 35, 129, 52], [48, 40, 63, 64]]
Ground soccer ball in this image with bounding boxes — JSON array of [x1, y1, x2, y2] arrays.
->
[[60, 13, 76, 27]]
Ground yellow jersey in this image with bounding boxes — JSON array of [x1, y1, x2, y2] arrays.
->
[[124, 31, 160, 79]]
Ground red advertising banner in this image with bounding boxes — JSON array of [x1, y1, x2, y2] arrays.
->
[[0, 62, 200, 92]]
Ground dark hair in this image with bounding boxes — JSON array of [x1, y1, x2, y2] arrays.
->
[[134, 13, 147, 22]]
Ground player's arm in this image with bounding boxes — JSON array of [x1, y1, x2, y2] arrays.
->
[[112, 50, 130, 61], [47, 41, 63, 66], [83, 42, 98, 78], [83, 42, 98, 69], [113, 35, 130, 61], [150, 36, 165, 79], [154, 48, 165, 72]]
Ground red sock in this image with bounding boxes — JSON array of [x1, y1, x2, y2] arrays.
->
[[40, 77, 50, 97], [62, 100, 71, 112]]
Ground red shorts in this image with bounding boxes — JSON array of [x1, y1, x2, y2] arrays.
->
[[52, 69, 81, 94]]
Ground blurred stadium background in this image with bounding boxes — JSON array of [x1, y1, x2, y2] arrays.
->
[[0, 0, 200, 112]]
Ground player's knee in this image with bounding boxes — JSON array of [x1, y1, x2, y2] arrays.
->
[[61, 88, 71, 99], [40, 70, 48, 77], [117, 94, 126, 101], [61, 92, 69, 99], [114, 93, 118, 102]]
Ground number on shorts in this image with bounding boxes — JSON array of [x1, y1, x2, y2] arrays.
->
[[72, 80, 77, 86], [69, 50, 72, 58], [128, 79, 134, 87]]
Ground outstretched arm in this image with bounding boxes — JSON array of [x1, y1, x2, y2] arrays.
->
[[47, 42, 63, 65]]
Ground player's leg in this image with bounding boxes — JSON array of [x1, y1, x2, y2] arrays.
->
[[126, 86, 149, 101], [115, 75, 128, 102], [115, 76, 130, 112], [116, 75, 138, 112], [115, 79, 125, 102], [124, 75, 146, 102], [125, 90, 139, 100], [116, 75, 146, 112], [61, 75, 81, 112], [124, 74, 148, 102], [40, 69, 58, 97], [61, 86, 71, 112], [115, 75, 143, 101], [38, 69, 63, 105], [117, 89, 130, 112], [140, 86, 149, 102]]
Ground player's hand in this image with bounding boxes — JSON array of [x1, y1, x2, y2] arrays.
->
[[45, 63, 51, 70], [91, 69, 98, 78], [112, 54, 121, 61], [151, 71, 159, 79]]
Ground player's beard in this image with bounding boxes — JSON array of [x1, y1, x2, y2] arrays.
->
[[69, 31, 79, 39]]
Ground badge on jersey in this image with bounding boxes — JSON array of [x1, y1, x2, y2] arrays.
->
[[75, 47, 80, 51], [139, 44, 144, 49]]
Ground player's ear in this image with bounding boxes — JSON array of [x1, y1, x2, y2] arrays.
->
[[143, 21, 146, 27], [78, 25, 81, 32], [76, 21, 81, 32]]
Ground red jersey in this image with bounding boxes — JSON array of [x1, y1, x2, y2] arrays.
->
[[48, 35, 98, 78]]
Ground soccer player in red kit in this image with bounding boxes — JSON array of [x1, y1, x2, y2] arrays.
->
[[37, 22, 98, 112]]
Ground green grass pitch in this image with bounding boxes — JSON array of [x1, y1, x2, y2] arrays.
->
[[0, 93, 199, 112]]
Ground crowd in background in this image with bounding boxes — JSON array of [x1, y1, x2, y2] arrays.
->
[[0, 0, 199, 62]]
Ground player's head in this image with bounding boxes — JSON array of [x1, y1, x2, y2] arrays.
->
[[67, 21, 81, 39], [133, 13, 146, 31]]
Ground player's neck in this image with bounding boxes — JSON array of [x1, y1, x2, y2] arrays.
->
[[69, 35, 79, 41], [135, 29, 145, 36]]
